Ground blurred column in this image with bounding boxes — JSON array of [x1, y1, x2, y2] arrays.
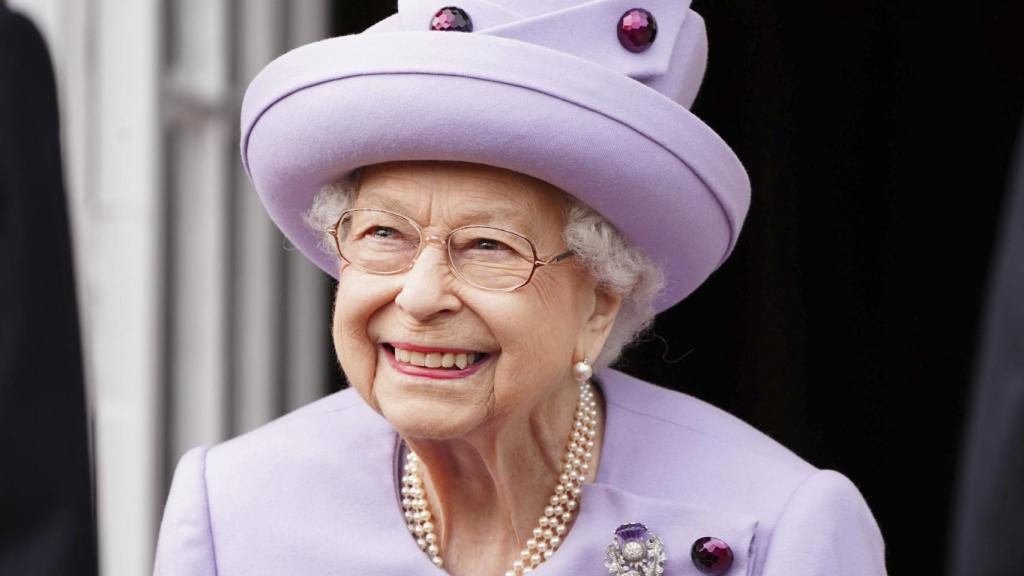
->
[[228, 0, 331, 439], [0, 5, 98, 575], [163, 0, 232, 474], [162, 0, 331, 551], [948, 121, 1024, 576]]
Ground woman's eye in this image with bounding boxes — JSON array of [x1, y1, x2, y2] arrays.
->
[[472, 238, 509, 251], [367, 226, 398, 239]]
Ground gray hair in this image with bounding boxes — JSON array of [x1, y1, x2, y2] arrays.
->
[[304, 167, 665, 371]]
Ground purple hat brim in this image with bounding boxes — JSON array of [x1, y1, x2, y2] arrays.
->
[[241, 31, 750, 314]]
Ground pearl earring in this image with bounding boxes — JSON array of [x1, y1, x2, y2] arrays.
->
[[573, 356, 593, 382]]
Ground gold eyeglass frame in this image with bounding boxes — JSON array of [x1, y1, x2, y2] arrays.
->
[[326, 208, 575, 292]]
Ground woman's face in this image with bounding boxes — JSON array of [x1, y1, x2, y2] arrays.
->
[[331, 160, 620, 440]]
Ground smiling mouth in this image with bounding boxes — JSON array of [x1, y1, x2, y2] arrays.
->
[[383, 343, 490, 370]]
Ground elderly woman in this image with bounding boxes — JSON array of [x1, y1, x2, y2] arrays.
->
[[154, 2, 887, 575]]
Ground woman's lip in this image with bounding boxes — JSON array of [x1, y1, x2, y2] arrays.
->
[[386, 341, 489, 355], [382, 344, 492, 380]]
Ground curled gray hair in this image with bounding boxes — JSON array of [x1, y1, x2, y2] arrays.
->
[[305, 167, 665, 371]]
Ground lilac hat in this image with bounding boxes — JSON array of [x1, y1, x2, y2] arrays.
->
[[240, 0, 750, 313]]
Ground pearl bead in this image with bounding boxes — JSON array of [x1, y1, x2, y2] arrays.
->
[[572, 359, 592, 382]]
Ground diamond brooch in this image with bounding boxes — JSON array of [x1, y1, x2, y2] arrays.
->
[[604, 522, 666, 576]]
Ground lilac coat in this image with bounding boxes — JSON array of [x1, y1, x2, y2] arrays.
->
[[153, 368, 888, 575]]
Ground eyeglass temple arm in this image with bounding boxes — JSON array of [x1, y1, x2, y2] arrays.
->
[[536, 249, 575, 266]]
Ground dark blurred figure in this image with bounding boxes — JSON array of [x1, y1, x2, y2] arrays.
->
[[0, 5, 99, 576], [947, 122, 1024, 576]]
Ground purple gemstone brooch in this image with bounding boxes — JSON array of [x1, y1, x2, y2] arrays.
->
[[604, 522, 666, 576]]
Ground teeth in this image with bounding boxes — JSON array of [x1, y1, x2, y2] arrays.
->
[[392, 346, 482, 369]]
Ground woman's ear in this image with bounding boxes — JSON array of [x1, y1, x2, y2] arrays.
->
[[576, 286, 623, 363]]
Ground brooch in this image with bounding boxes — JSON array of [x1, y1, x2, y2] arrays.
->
[[604, 522, 666, 576]]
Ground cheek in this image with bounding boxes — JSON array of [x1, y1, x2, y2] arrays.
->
[[331, 273, 392, 401], [489, 273, 581, 404]]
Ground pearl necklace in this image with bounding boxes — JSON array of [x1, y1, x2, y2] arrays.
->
[[400, 381, 599, 575]]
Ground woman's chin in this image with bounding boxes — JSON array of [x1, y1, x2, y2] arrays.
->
[[379, 398, 486, 440], [369, 378, 488, 439]]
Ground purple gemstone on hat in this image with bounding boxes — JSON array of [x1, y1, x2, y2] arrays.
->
[[617, 8, 657, 53], [431, 7, 473, 32], [614, 522, 650, 546], [691, 536, 734, 574]]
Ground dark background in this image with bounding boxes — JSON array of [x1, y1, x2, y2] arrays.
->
[[331, 2, 1024, 575]]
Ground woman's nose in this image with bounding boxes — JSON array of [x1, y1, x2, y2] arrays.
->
[[394, 240, 462, 321]]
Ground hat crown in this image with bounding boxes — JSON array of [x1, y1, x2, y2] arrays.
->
[[381, 0, 708, 108]]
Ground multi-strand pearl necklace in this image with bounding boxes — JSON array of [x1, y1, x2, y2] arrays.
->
[[400, 380, 599, 575]]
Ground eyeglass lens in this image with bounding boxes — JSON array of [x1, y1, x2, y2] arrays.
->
[[336, 210, 538, 290]]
